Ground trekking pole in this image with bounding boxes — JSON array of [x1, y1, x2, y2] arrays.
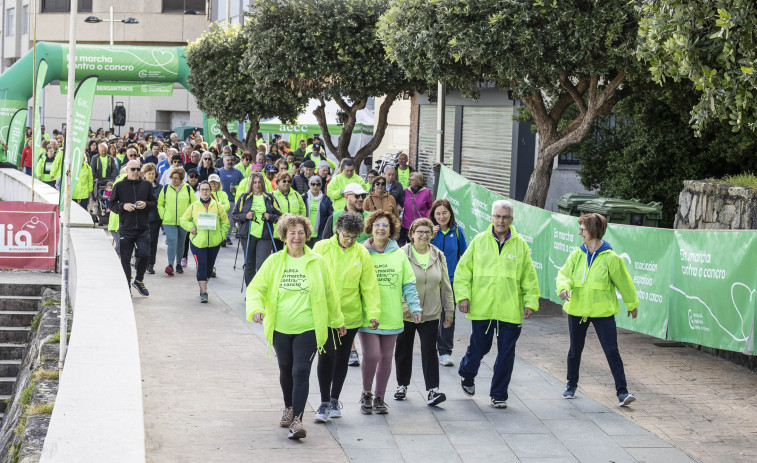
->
[[240, 222, 251, 293], [233, 236, 242, 269], [266, 222, 278, 253]]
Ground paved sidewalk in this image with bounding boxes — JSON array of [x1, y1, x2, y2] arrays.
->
[[129, 240, 696, 463]]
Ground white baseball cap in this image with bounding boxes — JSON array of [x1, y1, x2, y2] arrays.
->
[[343, 183, 368, 196]]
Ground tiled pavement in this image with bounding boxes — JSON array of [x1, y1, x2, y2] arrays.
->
[[132, 239, 749, 462]]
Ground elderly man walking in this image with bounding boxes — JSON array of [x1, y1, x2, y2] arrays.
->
[[454, 200, 539, 408]]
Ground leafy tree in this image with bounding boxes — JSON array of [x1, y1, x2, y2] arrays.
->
[[637, 1, 757, 134], [575, 83, 757, 227], [242, 0, 421, 166], [379, 0, 647, 208], [185, 24, 306, 152]]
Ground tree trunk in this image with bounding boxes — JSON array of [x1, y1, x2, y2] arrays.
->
[[219, 119, 260, 153], [522, 147, 556, 208]]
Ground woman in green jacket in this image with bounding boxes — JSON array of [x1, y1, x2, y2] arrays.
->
[[557, 213, 639, 407], [359, 210, 422, 415], [73, 156, 93, 212], [272, 171, 306, 249], [395, 218, 454, 407], [180, 181, 230, 303], [312, 212, 380, 423], [247, 214, 345, 440], [35, 146, 62, 187], [158, 167, 195, 275]]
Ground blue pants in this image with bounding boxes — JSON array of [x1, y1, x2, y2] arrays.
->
[[189, 243, 220, 282], [163, 224, 188, 266], [458, 319, 521, 400], [567, 314, 628, 396]]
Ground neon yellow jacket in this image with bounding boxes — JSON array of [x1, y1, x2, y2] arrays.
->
[[556, 242, 639, 320], [107, 174, 127, 232], [272, 188, 306, 238], [211, 190, 230, 212], [313, 235, 380, 329], [73, 163, 93, 200], [180, 199, 230, 248], [35, 151, 63, 182], [327, 172, 368, 212], [454, 224, 540, 324], [246, 246, 344, 350], [157, 183, 197, 225]]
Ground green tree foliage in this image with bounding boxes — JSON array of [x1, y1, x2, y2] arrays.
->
[[637, 1, 757, 134], [186, 24, 306, 151], [379, 0, 647, 208], [242, 0, 421, 165], [575, 84, 757, 227]]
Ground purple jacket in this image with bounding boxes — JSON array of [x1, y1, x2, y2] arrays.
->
[[402, 187, 434, 229]]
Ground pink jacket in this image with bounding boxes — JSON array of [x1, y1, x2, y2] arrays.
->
[[402, 187, 433, 229]]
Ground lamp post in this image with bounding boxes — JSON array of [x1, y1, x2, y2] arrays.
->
[[84, 7, 139, 131]]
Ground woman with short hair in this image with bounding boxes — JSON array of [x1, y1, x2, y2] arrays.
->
[[158, 166, 194, 275], [400, 172, 433, 246]]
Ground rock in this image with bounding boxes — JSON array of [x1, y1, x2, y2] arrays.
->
[[679, 191, 692, 218], [688, 194, 698, 226]]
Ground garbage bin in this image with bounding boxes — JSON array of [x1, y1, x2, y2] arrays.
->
[[556, 193, 601, 216], [578, 198, 663, 227]]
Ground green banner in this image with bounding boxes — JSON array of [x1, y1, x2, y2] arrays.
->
[[5, 109, 28, 165], [203, 115, 238, 139], [60, 45, 179, 82], [258, 121, 373, 135], [66, 76, 98, 206], [437, 165, 757, 354], [33, 60, 48, 178], [60, 81, 173, 97]]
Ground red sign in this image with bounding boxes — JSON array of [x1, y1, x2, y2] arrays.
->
[[0, 202, 59, 270]]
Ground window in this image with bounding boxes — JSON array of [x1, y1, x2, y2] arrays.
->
[[41, 0, 93, 13], [21, 5, 28, 35], [163, 0, 207, 13], [5, 8, 14, 37]]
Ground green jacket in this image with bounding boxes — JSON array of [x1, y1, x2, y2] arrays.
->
[[327, 173, 368, 212], [313, 235, 381, 329], [556, 242, 639, 320], [35, 151, 63, 182], [212, 190, 230, 212], [73, 163, 93, 200], [158, 183, 197, 225], [180, 199, 230, 248], [454, 224, 540, 324], [272, 188, 306, 238], [107, 174, 127, 232], [235, 163, 251, 179], [246, 246, 344, 350]]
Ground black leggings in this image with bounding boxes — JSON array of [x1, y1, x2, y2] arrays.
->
[[317, 327, 359, 403], [148, 221, 161, 266], [272, 330, 317, 419], [395, 320, 440, 391]]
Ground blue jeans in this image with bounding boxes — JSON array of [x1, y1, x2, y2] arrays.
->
[[163, 224, 187, 266], [567, 314, 628, 396], [458, 319, 521, 400]]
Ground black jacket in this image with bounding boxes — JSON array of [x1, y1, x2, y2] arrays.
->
[[108, 178, 158, 233], [232, 192, 281, 239], [292, 172, 310, 195], [387, 180, 405, 209]]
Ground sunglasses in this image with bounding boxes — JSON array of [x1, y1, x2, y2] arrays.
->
[[354, 194, 367, 199], [128, 167, 140, 172], [310, 183, 321, 186], [375, 182, 386, 186], [280, 180, 291, 184], [172, 160, 181, 164]]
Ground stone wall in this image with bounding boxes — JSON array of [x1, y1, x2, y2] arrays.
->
[[675, 180, 757, 230]]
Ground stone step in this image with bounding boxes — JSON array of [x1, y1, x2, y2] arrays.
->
[[0, 311, 39, 327], [0, 296, 42, 312], [0, 360, 22, 378], [0, 396, 9, 413], [0, 283, 57, 298], [0, 343, 26, 360], [0, 378, 16, 395], [0, 327, 31, 344]]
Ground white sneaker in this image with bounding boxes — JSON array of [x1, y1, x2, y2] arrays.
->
[[439, 354, 454, 366], [313, 402, 331, 423]]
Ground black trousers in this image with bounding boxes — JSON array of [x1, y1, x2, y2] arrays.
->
[[567, 314, 628, 396], [182, 231, 190, 261], [243, 236, 273, 287], [119, 229, 150, 282], [272, 330, 317, 419], [148, 221, 161, 266], [395, 320, 440, 391], [317, 327, 359, 403], [437, 287, 456, 355]]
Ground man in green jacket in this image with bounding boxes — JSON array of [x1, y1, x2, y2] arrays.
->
[[327, 159, 367, 212], [454, 200, 540, 409]]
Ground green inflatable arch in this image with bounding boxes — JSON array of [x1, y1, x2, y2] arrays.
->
[[0, 41, 190, 164]]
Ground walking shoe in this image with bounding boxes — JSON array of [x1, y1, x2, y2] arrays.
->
[[563, 385, 576, 399], [165, 265, 174, 276], [131, 280, 149, 296], [200, 292, 208, 303], [288, 416, 306, 439], [226, 237, 233, 246], [279, 407, 294, 427], [460, 377, 475, 396], [220, 240, 227, 248], [372, 396, 389, 414], [329, 399, 342, 418], [146, 264, 155, 275], [394, 385, 407, 401], [618, 392, 636, 407], [176, 264, 184, 274], [360, 392, 373, 414], [181, 257, 187, 267], [313, 402, 331, 423], [439, 354, 454, 366], [211, 267, 217, 278], [491, 397, 507, 408], [348, 349, 360, 366], [427, 389, 447, 407]]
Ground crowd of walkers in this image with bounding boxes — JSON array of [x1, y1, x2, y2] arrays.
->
[[19, 125, 641, 442]]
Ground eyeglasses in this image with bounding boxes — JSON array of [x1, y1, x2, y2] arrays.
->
[[128, 167, 140, 172], [493, 214, 512, 220], [374, 182, 386, 186], [172, 160, 181, 164], [341, 234, 359, 241], [373, 223, 389, 229], [280, 180, 291, 184], [414, 230, 432, 236]]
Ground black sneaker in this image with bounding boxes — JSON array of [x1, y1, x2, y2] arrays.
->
[[176, 264, 184, 274], [491, 397, 507, 408], [146, 265, 155, 275], [372, 396, 389, 414], [360, 392, 373, 414], [132, 280, 149, 296], [461, 377, 475, 396], [427, 389, 446, 407], [200, 292, 208, 303], [394, 385, 407, 401]]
